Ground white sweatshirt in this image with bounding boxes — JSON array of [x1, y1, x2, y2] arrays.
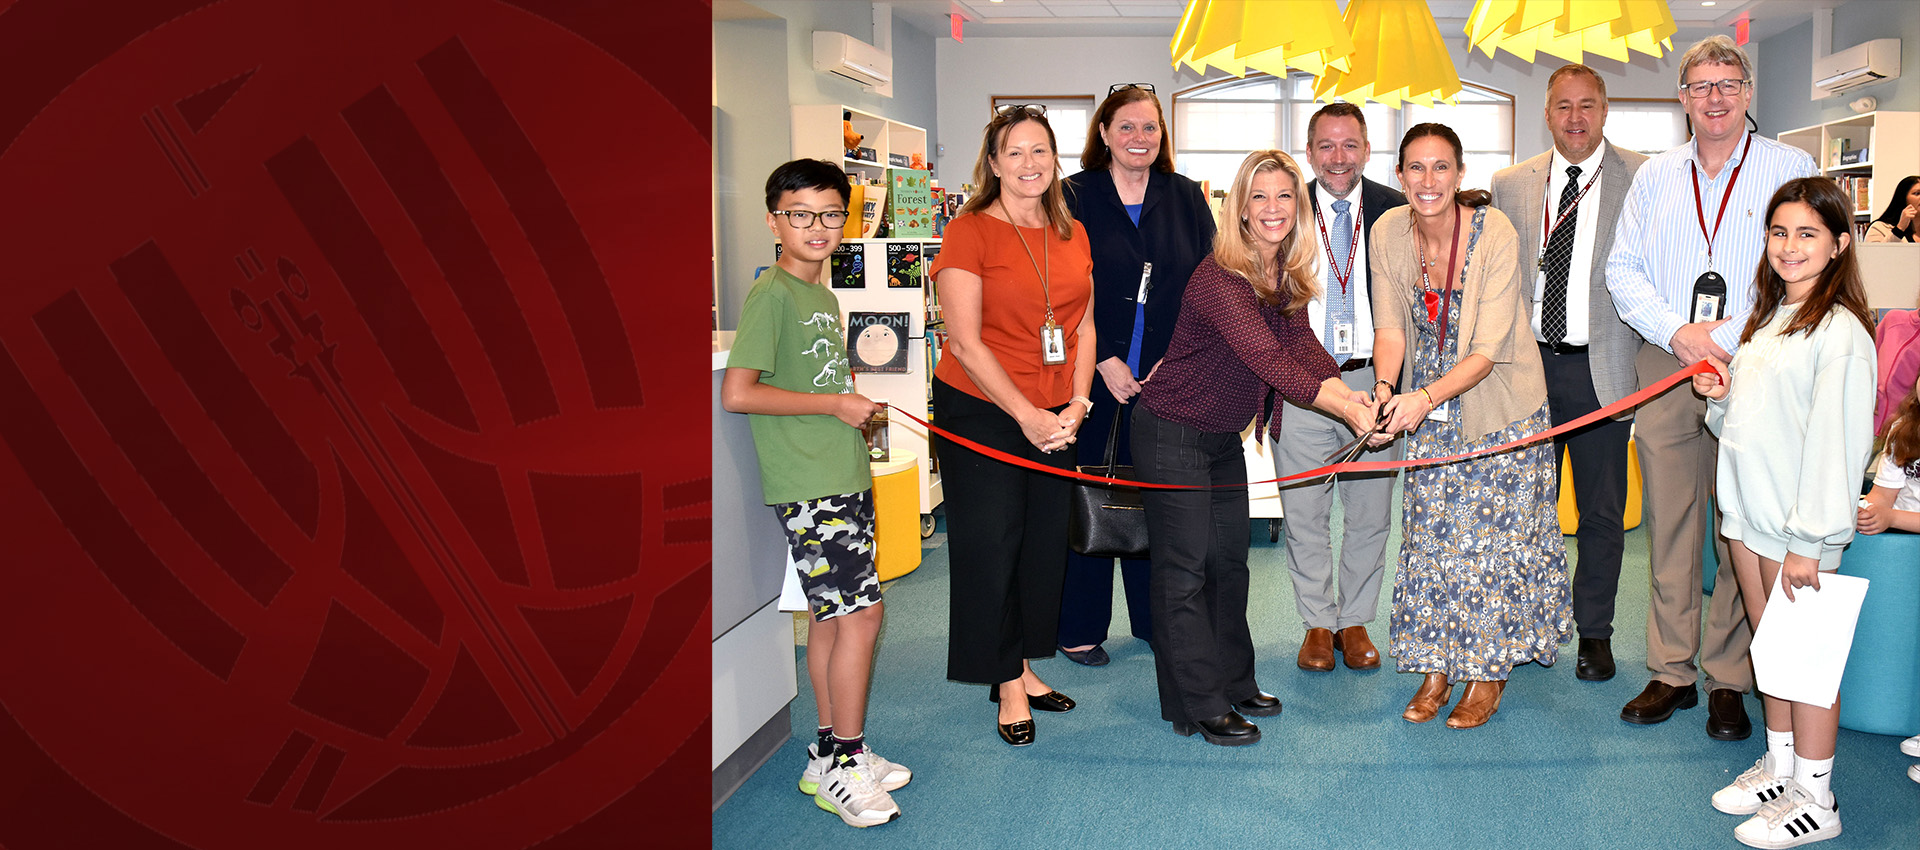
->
[[1706, 303, 1877, 570]]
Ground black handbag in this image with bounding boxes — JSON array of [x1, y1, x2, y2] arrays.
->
[[1068, 406, 1150, 559]]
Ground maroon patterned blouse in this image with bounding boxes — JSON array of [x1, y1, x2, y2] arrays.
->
[[1139, 254, 1337, 440]]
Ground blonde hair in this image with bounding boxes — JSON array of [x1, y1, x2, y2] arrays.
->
[[959, 108, 1075, 241], [1678, 35, 1753, 87], [1212, 150, 1317, 314]]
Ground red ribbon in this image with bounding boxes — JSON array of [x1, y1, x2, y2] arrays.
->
[[889, 360, 1716, 490]]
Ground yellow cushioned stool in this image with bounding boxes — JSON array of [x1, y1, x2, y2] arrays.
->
[[1556, 437, 1643, 534], [870, 452, 922, 581]]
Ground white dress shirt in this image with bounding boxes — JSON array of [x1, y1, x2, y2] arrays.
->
[[1306, 181, 1373, 359], [1529, 143, 1606, 346]]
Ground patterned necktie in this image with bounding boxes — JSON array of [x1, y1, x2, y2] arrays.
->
[[1324, 198, 1354, 365], [1540, 165, 1581, 345]]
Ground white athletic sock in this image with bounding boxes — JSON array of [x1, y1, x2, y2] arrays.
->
[[1794, 755, 1835, 808], [1764, 728, 1795, 776]]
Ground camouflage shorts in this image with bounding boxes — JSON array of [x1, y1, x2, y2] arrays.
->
[[775, 490, 880, 621]]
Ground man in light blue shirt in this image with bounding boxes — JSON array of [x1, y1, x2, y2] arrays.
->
[[1604, 35, 1816, 742]]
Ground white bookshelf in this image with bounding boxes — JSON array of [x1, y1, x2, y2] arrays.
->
[[792, 104, 929, 177], [1778, 111, 1918, 221]]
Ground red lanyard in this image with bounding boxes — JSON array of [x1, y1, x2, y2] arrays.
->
[[1313, 198, 1362, 294], [1417, 208, 1464, 351], [1689, 132, 1754, 272], [1539, 162, 1604, 259]]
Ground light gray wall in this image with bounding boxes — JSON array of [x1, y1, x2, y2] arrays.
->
[[712, 2, 940, 329], [934, 28, 1749, 187], [1757, 0, 1920, 133]]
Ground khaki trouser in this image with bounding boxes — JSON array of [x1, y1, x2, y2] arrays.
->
[[1633, 343, 1753, 692]]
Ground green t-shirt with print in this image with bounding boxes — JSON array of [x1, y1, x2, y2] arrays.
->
[[726, 266, 872, 505]]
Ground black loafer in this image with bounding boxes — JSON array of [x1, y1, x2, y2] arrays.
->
[[1575, 638, 1615, 682], [1621, 680, 1697, 724], [987, 686, 1077, 712], [1059, 644, 1111, 666], [998, 718, 1035, 747], [1233, 691, 1283, 718], [1707, 688, 1753, 741], [1172, 710, 1261, 746]]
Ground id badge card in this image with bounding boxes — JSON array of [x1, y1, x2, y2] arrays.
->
[[1136, 262, 1153, 303], [1692, 293, 1723, 324], [1425, 398, 1452, 423], [1692, 270, 1727, 323], [1040, 320, 1067, 365], [1332, 323, 1355, 356]]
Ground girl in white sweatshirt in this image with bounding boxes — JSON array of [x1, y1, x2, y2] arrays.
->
[[1692, 177, 1877, 850]]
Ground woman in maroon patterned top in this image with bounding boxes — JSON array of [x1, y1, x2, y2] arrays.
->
[[1132, 150, 1377, 746]]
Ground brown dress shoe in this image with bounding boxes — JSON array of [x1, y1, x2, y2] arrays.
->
[[1445, 680, 1506, 729], [1297, 628, 1335, 671], [1402, 672, 1452, 723], [1333, 626, 1381, 669]]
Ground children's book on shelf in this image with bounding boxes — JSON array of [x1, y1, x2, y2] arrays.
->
[[885, 168, 934, 238], [846, 311, 911, 373], [859, 182, 888, 238], [923, 243, 944, 324], [829, 243, 864, 289], [885, 242, 924, 289]]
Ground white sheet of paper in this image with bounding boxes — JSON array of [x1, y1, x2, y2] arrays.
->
[[777, 549, 807, 613], [1747, 573, 1869, 709]]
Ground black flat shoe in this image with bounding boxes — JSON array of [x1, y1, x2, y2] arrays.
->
[[1575, 638, 1615, 682], [1171, 710, 1261, 746], [998, 718, 1035, 747], [1232, 691, 1283, 718], [1059, 645, 1111, 666], [988, 686, 1077, 712]]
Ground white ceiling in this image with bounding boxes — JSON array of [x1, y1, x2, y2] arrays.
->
[[887, 0, 1847, 43]]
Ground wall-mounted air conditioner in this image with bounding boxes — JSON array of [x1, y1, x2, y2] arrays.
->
[[1813, 38, 1900, 99], [813, 31, 893, 90]]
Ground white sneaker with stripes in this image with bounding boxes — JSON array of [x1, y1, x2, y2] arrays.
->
[[813, 752, 901, 828], [1734, 782, 1840, 848], [798, 743, 911, 795], [1713, 757, 1788, 815], [1901, 735, 1920, 757], [1908, 763, 1919, 785]]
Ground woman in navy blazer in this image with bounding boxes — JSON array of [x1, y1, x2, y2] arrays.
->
[[1056, 84, 1217, 667]]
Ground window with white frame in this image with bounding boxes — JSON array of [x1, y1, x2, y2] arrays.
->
[[1173, 73, 1514, 197], [1603, 99, 1689, 155], [989, 95, 1095, 177]]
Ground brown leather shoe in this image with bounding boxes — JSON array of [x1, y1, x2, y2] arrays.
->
[[1445, 680, 1506, 729], [1402, 673, 1452, 723], [1297, 628, 1335, 671], [1620, 680, 1698, 725], [1333, 626, 1381, 669]]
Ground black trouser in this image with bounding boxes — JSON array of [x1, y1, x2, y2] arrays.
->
[[1057, 377, 1152, 649], [932, 377, 1074, 685], [1540, 344, 1632, 640], [1132, 405, 1258, 724]]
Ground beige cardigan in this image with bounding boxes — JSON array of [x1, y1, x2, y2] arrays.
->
[[1369, 204, 1547, 443]]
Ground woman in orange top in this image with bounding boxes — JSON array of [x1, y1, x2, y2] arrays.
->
[[931, 105, 1096, 748]]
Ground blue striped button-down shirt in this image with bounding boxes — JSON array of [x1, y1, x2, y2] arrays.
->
[[1604, 131, 1816, 355]]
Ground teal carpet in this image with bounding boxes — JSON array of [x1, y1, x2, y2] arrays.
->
[[713, 496, 1920, 848]]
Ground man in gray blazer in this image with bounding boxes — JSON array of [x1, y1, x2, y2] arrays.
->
[[1490, 64, 1646, 683]]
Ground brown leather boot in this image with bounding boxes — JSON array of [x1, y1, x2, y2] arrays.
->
[[1297, 628, 1335, 671], [1445, 680, 1507, 729], [1402, 673, 1452, 723], [1333, 626, 1381, 669]]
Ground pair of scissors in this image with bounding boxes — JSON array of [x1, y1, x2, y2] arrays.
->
[[1319, 404, 1390, 484]]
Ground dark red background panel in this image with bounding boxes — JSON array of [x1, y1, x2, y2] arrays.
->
[[0, 1, 711, 846]]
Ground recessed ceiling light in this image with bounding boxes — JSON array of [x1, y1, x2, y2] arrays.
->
[[1702, 1, 1715, 6]]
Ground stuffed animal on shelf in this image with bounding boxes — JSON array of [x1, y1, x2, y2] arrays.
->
[[843, 110, 862, 156], [909, 152, 926, 170]]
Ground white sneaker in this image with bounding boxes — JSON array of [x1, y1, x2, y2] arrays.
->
[[798, 742, 910, 795], [1714, 757, 1789, 815], [1902, 735, 1920, 757], [1734, 782, 1840, 848], [1908, 763, 1920, 785], [813, 752, 901, 828]]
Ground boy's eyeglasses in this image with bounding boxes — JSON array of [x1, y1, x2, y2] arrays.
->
[[1680, 78, 1749, 98], [1108, 83, 1156, 95], [993, 103, 1047, 118], [772, 210, 850, 229]]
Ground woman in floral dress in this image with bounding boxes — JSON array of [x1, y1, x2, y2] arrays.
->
[[1365, 123, 1571, 729]]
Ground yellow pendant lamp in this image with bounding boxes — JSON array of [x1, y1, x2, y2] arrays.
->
[[1171, 0, 1354, 79], [1465, 0, 1677, 64], [1313, 0, 1462, 108]]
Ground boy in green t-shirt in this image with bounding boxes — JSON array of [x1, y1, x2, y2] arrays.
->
[[721, 159, 907, 828]]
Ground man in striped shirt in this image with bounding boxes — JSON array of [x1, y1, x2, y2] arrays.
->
[[1604, 35, 1816, 743]]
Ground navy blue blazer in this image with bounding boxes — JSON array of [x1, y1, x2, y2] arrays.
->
[[1063, 167, 1216, 375], [1305, 175, 1407, 299]]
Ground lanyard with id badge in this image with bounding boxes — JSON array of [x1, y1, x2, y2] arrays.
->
[[1007, 206, 1069, 365], [1314, 199, 1362, 356], [1688, 132, 1753, 323], [1416, 208, 1465, 423]]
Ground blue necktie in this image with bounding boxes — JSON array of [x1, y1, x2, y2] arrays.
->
[[1324, 198, 1354, 365]]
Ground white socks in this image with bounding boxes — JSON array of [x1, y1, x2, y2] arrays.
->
[[1794, 755, 1835, 808], [1764, 728, 1795, 777]]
